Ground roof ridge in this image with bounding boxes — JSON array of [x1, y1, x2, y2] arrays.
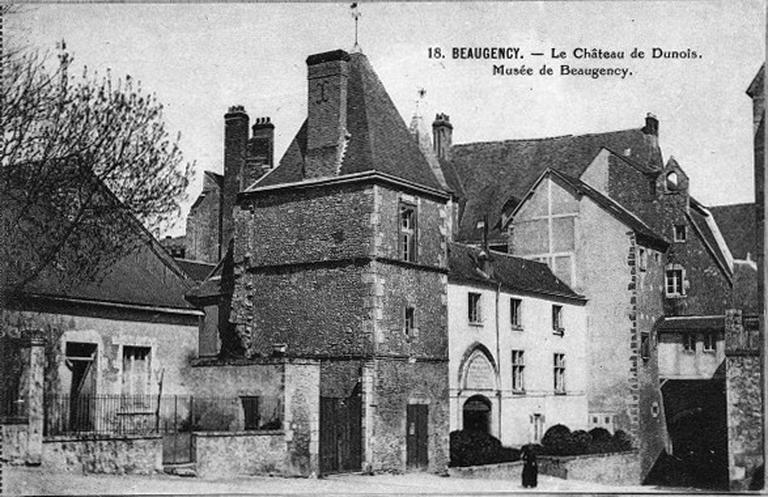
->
[[452, 127, 641, 149]]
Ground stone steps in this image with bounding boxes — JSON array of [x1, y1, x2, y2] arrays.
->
[[163, 462, 197, 477]]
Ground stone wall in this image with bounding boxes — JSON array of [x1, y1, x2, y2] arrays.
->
[[42, 435, 162, 474], [726, 354, 763, 490], [1, 424, 29, 464], [370, 359, 449, 473], [448, 461, 523, 480], [538, 450, 641, 485], [283, 361, 320, 476], [194, 431, 286, 478]]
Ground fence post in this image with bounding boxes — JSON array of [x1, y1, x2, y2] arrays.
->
[[20, 329, 45, 465]]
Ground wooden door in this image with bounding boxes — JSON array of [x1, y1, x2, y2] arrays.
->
[[406, 404, 428, 470], [319, 386, 362, 474]]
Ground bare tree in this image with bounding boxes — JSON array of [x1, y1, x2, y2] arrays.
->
[[1, 43, 193, 295]]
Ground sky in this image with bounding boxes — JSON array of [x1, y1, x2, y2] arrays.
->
[[8, 1, 765, 236]]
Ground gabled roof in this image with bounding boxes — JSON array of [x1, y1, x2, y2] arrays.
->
[[709, 202, 757, 260], [747, 64, 764, 98], [251, 52, 443, 192], [6, 161, 195, 312], [449, 127, 662, 241], [509, 168, 668, 250], [448, 242, 585, 303], [688, 198, 734, 280]]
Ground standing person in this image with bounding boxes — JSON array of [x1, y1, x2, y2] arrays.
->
[[521, 445, 538, 488]]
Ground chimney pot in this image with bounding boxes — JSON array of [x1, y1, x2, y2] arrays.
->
[[432, 112, 453, 160], [643, 112, 659, 137]]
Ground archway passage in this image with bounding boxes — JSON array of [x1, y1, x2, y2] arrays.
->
[[463, 395, 491, 433]]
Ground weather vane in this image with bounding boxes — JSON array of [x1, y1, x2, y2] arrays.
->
[[350, 3, 362, 52], [415, 87, 427, 116]]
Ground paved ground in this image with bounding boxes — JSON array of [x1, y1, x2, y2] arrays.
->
[[3, 466, 676, 496]]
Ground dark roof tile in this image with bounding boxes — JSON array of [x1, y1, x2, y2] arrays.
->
[[710, 202, 757, 260], [448, 242, 584, 302], [450, 128, 662, 241], [253, 53, 443, 192]]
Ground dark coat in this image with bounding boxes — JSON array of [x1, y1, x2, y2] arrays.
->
[[522, 448, 538, 488]]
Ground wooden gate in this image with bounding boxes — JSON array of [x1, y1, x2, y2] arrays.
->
[[406, 404, 428, 470], [319, 386, 362, 474]]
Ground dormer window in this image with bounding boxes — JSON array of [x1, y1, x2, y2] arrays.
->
[[674, 224, 687, 242], [665, 171, 680, 191]]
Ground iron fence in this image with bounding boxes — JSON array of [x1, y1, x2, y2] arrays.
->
[[44, 394, 283, 436], [0, 392, 27, 422]]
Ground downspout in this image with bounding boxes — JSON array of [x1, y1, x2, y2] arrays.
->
[[496, 279, 502, 440]]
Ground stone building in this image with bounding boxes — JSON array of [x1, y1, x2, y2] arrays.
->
[[1, 183, 201, 468], [447, 242, 588, 447], [439, 107, 747, 484], [192, 49, 454, 474]]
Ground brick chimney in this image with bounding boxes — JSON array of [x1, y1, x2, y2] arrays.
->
[[433, 113, 453, 161], [221, 105, 249, 259], [305, 49, 350, 179], [247, 116, 275, 185], [642, 112, 659, 147]]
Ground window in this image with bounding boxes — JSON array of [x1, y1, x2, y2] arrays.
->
[[640, 332, 650, 360], [554, 353, 566, 394], [399, 203, 417, 262], [468, 292, 482, 324], [404, 306, 416, 337], [532, 414, 545, 442], [666, 171, 679, 191], [511, 350, 525, 393], [638, 248, 647, 272], [683, 333, 695, 352], [510, 298, 522, 328], [241, 396, 260, 430], [552, 305, 564, 334], [665, 268, 685, 297], [703, 333, 716, 352], [122, 346, 150, 397], [674, 225, 687, 242]]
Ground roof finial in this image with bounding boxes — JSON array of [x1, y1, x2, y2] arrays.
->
[[350, 3, 362, 53], [415, 87, 426, 117]]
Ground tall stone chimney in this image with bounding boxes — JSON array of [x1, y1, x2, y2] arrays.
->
[[642, 112, 659, 146], [221, 105, 249, 259], [247, 116, 275, 186], [433, 113, 453, 161], [305, 49, 350, 179]]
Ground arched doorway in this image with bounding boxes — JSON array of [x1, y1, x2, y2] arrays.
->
[[463, 395, 491, 433]]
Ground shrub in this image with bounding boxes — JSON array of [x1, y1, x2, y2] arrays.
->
[[570, 430, 592, 454], [612, 429, 633, 451], [449, 430, 519, 467], [541, 424, 572, 455], [588, 427, 613, 453]]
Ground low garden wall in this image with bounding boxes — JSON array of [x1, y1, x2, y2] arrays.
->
[[1, 423, 30, 464], [448, 461, 523, 480], [42, 434, 162, 474], [193, 431, 287, 479], [539, 450, 641, 485]]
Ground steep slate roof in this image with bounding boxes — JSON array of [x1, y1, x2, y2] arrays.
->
[[448, 242, 585, 302], [449, 128, 662, 241], [252, 52, 443, 192], [20, 220, 195, 310], [709, 202, 757, 260], [688, 198, 734, 279], [528, 169, 668, 249]]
